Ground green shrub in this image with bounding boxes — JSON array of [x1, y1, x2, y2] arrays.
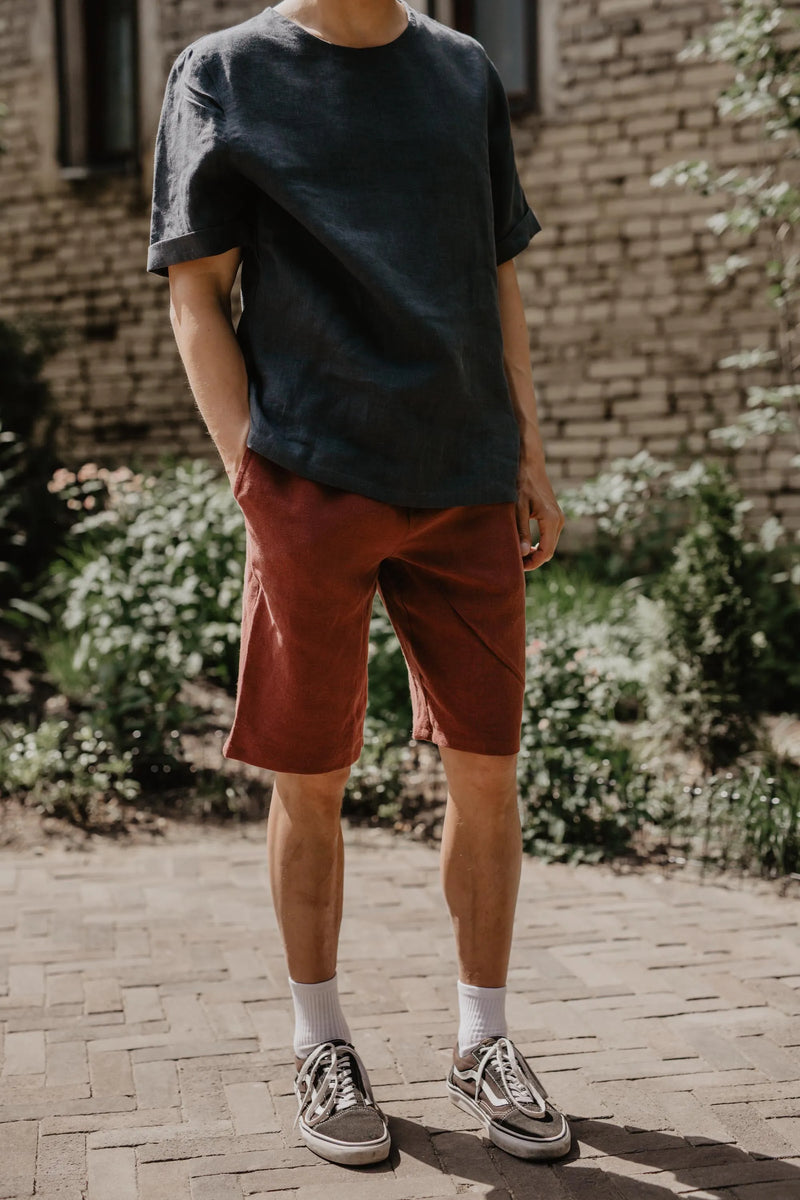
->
[[652, 462, 765, 770], [665, 754, 800, 877], [0, 717, 140, 825], [564, 451, 799, 720], [651, 0, 800, 486], [0, 423, 26, 602], [0, 317, 64, 610], [34, 459, 246, 771], [518, 571, 661, 862], [738, 520, 800, 714], [561, 449, 688, 585]]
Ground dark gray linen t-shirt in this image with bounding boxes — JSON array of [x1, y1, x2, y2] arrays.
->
[[147, 0, 542, 507]]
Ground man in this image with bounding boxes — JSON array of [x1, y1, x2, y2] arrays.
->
[[148, 0, 569, 1169]]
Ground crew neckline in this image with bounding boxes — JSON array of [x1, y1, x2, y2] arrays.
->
[[264, 0, 417, 51]]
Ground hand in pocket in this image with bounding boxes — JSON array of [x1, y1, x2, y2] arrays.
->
[[224, 424, 252, 492]]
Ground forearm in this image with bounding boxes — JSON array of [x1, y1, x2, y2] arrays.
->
[[496, 257, 564, 568], [169, 276, 250, 476], [496, 258, 546, 464]]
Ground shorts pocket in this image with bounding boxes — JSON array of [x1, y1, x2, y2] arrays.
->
[[232, 445, 253, 501]]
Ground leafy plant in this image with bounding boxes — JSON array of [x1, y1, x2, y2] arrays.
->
[[518, 573, 661, 862], [0, 423, 26, 602], [33, 459, 247, 771], [0, 317, 64, 611], [0, 717, 140, 825], [650, 0, 800, 525], [665, 754, 800, 876], [650, 462, 766, 770], [561, 451, 724, 586]]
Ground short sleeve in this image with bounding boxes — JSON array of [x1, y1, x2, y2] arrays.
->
[[485, 54, 542, 265], [147, 47, 253, 278]]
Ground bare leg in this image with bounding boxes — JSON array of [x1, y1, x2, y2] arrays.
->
[[439, 747, 522, 987], [267, 766, 351, 983]]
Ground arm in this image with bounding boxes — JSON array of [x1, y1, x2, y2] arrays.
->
[[497, 257, 565, 571], [167, 247, 250, 485]]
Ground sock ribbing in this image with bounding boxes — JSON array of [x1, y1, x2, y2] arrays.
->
[[289, 973, 351, 1060], [457, 980, 508, 1057]]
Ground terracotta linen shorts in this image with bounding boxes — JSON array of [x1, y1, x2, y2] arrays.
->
[[221, 447, 527, 775]]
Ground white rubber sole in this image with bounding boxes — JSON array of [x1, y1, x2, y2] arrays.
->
[[447, 1082, 572, 1161], [299, 1120, 392, 1166]]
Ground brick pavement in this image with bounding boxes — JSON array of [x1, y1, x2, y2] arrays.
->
[[1, 824, 800, 1199]]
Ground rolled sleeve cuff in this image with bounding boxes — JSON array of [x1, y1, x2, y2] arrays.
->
[[146, 217, 248, 277], [495, 206, 542, 266]]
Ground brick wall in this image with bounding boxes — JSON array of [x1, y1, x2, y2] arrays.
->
[[516, 0, 796, 533], [0, 0, 796, 532]]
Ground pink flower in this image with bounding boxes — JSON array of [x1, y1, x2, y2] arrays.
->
[[49, 468, 76, 491]]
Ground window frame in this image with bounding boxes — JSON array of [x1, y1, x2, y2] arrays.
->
[[54, 0, 141, 177], [431, 0, 539, 116]]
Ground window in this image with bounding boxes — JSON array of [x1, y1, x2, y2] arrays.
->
[[429, 0, 539, 115], [54, 0, 139, 174]]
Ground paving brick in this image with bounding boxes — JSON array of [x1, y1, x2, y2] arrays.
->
[[134, 1158, 193, 1200], [8, 963, 46, 1001], [676, 1025, 753, 1071], [122, 987, 164, 1025], [732, 1183, 800, 1200], [136, 1133, 299, 1165], [0, 1120, 38, 1196], [41, 1107, 181, 1136], [189, 1174, 243, 1200], [296, 1177, 472, 1200], [132, 1060, 180, 1109], [3, 1031, 46, 1076], [659, 1091, 735, 1146], [223, 1082, 279, 1135], [88, 1048, 134, 1098], [735, 1036, 800, 1082], [202, 1002, 257, 1041], [429, 1129, 509, 1193], [763, 1116, 800, 1155], [711, 1101, 799, 1159], [35, 1132, 87, 1194], [177, 1060, 232, 1126], [84, 978, 123, 1016], [1, 827, 800, 1198], [45, 1039, 89, 1089]]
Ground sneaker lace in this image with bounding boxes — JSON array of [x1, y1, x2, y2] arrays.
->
[[474, 1036, 548, 1118], [294, 1042, 371, 1130]]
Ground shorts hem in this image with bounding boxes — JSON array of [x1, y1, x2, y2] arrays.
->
[[222, 735, 363, 775], [412, 727, 521, 757]]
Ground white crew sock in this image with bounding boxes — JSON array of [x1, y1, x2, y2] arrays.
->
[[457, 980, 508, 1057], [289, 973, 352, 1060]]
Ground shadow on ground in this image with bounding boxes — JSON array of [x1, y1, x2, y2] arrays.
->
[[380, 1113, 800, 1199]]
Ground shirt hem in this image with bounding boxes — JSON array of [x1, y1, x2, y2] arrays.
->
[[247, 436, 519, 508]]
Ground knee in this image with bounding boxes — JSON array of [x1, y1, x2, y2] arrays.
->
[[440, 748, 518, 809], [271, 765, 351, 822]]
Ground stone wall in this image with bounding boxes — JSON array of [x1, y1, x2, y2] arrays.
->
[[517, 0, 796, 533], [0, 0, 796, 531]]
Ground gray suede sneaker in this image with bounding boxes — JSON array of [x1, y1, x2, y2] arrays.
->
[[294, 1039, 391, 1166], [447, 1035, 571, 1160]]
